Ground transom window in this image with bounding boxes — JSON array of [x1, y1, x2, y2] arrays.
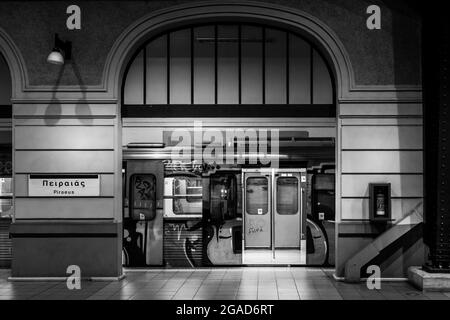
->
[[122, 23, 335, 117]]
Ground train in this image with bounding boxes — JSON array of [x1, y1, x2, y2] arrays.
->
[[121, 135, 335, 268]]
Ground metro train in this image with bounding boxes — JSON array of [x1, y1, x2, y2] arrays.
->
[[121, 136, 335, 268]]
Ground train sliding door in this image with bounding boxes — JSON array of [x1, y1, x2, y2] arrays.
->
[[244, 172, 271, 249], [123, 160, 164, 267], [243, 169, 306, 265], [274, 173, 301, 248]]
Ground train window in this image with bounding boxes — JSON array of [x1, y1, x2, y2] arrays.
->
[[246, 177, 268, 215], [0, 144, 12, 219], [0, 178, 12, 218], [276, 177, 298, 215], [172, 176, 202, 214], [313, 174, 335, 190], [210, 174, 237, 220], [130, 174, 156, 221]]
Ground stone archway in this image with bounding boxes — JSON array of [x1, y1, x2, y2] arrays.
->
[[0, 27, 27, 100], [104, 2, 353, 100], [104, 1, 354, 271]]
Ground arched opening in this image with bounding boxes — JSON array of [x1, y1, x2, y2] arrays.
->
[[121, 22, 335, 117], [0, 52, 12, 268], [120, 20, 337, 268]]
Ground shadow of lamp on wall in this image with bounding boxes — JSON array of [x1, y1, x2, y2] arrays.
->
[[44, 33, 93, 126]]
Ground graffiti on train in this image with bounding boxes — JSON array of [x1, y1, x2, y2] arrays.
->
[[248, 226, 264, 234], [163, 221, 203, 267]]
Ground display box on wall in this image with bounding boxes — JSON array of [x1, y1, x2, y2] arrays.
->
[[369, 183, 391, 222]]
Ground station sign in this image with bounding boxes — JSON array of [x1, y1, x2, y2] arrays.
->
[[28, 175, 100, 197]]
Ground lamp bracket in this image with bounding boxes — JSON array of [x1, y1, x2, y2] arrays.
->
[[54, 33, 72, 60]]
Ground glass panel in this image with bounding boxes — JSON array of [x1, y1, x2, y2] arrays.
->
[[210, 174, 236, 220], [246, 177, 268, 215], [130, 174, 156, 221], [169, 29, 191, 104], [0, 155, 12, 177], [193, 26, 215, 104], [172, 176, 202, 214], [265, 28, 287, 104], [124, 50, 144, 105], [217, 25, 239, 104], [241, 26, 263, 104], [0, 177, 12, 197], [276, 177, 298, 215], [289, 34, 311, 104], [146, 35, 167, 104], [131, 174, 156, 202], [313, 174, 335, 190], [0, 198, 12, 218], [313, 49, 333, 104], [0, 54, 11, 105]]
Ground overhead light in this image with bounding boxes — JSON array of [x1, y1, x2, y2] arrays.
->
[[47, 34, 71, 65]]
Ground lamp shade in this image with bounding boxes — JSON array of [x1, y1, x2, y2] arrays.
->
[[47, 49, 64, 65]]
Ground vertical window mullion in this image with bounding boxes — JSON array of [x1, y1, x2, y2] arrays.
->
[[167, 32, 171, 105], [310, 46, 314, 105], [262, 27, 266, 105], [214, 24, 218, 105], [286, 32, 290, 105], [238, 24, 242, 105], [190, 27, 194, 105], [143, 46, 147, 105]]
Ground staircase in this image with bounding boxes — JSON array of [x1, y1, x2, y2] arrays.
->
[[344, 203, 423, 282]]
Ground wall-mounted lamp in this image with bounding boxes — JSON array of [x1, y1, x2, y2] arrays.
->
[[47, 34, 72, 65]]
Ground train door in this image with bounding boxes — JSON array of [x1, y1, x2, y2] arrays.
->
[[274, 172, 301, 248], [243, 170, 272, 249], [123, 160, 164, 267], [243, 169, 306, 264]]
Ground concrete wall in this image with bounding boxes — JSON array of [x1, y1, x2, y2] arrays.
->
[[10, 101, 123, 277], [0, 0, 421, 87], [336, 109, 423, 278]]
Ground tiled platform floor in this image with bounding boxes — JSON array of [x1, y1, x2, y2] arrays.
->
[[1, 268, 450, 300]]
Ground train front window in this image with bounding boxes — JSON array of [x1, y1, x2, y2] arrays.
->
[[0, 178, 12, 218], [276, 177, 298, 215], [210, 174, 237, 220], [130, 174, 157, 220], [246, 177, 268, 215]]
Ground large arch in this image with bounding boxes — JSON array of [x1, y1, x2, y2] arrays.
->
[[0, 27, 22, 269], [103, 1, 354, 101], [105, 1, 353, 270], [0, 27, 27, 100]]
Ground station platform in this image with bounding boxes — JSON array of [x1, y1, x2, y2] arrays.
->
[[1, 267, 448, 300]]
